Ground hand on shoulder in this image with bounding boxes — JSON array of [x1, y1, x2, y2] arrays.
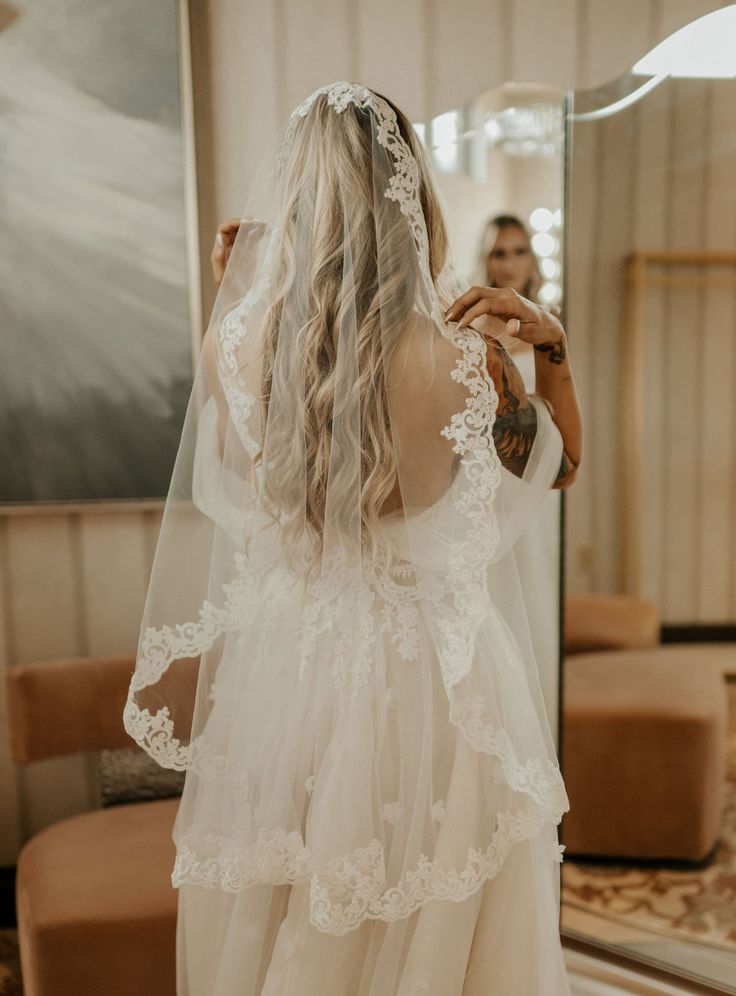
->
[[444, 286, 565, 348]]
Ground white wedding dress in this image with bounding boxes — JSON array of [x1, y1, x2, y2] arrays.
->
[[122, 82, 573, 996], [171, 374, 572, 995]]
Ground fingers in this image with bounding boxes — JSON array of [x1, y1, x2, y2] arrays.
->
[[213, 217, 265, 255], [215, 219, 241, 250], [444, 285, 489, 320], [445, 286, 526, 327], [217, 218, 242, 235], [454, 300, 499, 329], [211, 219, 239, 262], [211, 221, 239, 286], [456, 294, 523, 329], [210, 216, 267, 286]]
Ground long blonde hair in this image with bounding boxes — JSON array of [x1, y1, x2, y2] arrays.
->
[[257, 89, 449, 567]]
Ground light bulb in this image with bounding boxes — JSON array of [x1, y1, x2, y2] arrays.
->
[[529, 207, 554, 232], [541, 258, 559, 279], [540, 281, 560, 303], [531, 232, 557, 258]]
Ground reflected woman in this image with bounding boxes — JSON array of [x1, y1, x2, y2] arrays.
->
[[476, 212, 551, 391], [481, 213, 543, 303], [476, 212, 566, 759]]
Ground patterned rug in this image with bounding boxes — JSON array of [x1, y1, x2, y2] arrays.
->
[[0, 929, 21, 996], [562, 677, 736, 951]]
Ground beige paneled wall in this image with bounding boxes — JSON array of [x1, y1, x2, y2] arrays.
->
[[1, 0, 725, 862], [565, 73, 736, 623], [0, 505, 161, 859], [198, 0, 723, 246]]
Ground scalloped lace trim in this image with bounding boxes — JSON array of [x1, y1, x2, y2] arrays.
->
[[171, 801, 565, 935], [451, 692, 569, 818]]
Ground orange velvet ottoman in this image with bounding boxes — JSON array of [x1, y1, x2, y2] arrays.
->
[[561, 647, 729, 862], [16, 797, 180, 996]]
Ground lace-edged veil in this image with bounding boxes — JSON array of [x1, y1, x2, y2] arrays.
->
[[122, 81, 569, 934]]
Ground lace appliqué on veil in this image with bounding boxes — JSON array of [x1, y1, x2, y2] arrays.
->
[[178, 716, 567, 931], [170, 799, 554, 936]]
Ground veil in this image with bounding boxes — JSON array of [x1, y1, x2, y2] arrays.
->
[[122, 81, 569, 935]]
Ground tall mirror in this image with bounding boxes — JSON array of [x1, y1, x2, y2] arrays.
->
[[561, 7, 736, 991], [415, 82, 567, 748]]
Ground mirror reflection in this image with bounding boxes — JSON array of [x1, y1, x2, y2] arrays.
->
[[561, 10, 736, 992]]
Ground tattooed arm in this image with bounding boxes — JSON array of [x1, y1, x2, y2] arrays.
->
[[486, 337, 574, 487], [530, 331, 580, 488], [446, 287, 582, 489]]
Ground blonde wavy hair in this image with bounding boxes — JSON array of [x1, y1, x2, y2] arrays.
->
[[257, 88, 449, 569]]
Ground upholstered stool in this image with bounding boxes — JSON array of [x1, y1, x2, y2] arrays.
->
[[5, 655, 184, 996], [16, 796, 179, 996], [562, 647, 730, 861], [564, 593, 660, 655]]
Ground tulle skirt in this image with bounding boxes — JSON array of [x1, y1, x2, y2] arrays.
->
[[169, 642, 572, 992], [176, 820, 571, 995], [167, 514, 572, 994]]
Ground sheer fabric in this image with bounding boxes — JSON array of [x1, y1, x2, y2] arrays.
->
[[122, 81, 571, 994]]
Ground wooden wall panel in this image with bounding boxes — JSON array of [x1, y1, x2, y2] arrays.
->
[[566, 68, 736, 625], [0, 519, 21, 863], [662, 81, 709, 619], [357, 0, 426, 120], [424, 0, 511, 118], [698, 82, 736, 621], [640, 285, 668, 606], [206, 0, 281, 221], [633, 86, 670, 608], [78, 512, 150, 656], [564, 123, 598, 593], [580, 0, 658, 91], [595, 109, 639, 594], [656, 0, 727, 38], [283, 0, 354, 111], [3, 515, 92, 840], [5, 516, 82, 662], [509, 0, 578, 91]]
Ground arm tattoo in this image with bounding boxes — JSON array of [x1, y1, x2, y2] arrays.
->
[[533, 338, 566, 364], [486, 340, 538, 479], [554, 450, 570, 485]]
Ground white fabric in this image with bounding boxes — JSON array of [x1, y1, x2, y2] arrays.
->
[[121, 80, 572, 994], [499, 339, 563, 737]]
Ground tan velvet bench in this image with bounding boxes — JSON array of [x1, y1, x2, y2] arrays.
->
[[5, 655, 179, 996], [561, 595, 731, 862]]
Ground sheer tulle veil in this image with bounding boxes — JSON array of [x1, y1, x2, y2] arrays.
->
[[122, 81, 569, 936]]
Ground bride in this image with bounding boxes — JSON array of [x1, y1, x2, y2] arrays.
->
[[124, 81, 582, 995]]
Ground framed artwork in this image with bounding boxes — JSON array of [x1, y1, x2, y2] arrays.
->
[[0, 0, 200, 504]]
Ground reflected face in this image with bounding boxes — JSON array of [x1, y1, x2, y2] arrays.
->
[[486, 225, 533, 294]]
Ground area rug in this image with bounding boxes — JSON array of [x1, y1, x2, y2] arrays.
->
[[0, 929, 21, 996]]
